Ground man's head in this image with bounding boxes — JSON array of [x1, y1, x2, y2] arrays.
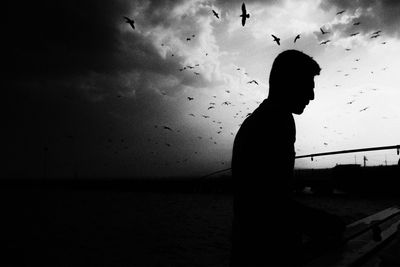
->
[[268, 50, 321, 114]]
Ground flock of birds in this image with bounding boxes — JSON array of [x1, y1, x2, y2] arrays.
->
[[120, 3, 392, 169], [144, 85, 260, 166], [124, 3, 249, 30], [125, 4, 387, 49]]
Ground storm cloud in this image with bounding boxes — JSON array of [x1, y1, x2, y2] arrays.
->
[[5, 0, 400, 178], [5, 0, 230, 178]]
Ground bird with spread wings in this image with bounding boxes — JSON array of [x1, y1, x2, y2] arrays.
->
[[240, 3, 250, 26], [271, 34, 280, 45], [123, 16, 135, 30], [212, 10, 219, 19]]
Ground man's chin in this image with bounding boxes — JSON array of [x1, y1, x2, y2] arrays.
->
[[292, 106, 306, 114]]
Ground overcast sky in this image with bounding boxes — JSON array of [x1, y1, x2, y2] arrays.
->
[[5, 0, 400, 179]]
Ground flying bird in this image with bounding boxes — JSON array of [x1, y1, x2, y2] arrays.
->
[[353, 22, 361, 25], [336, 10, 345, 15], [359, 107, 369, 112], [320, 40, 331, 45], [247, 80, 259, 85], [271, 34, 280, 45], [294, 34, 301, 43], [320, 28, 330, 34], [240, 3, 250, 26], [187, 97, 194, 101], [208, 106, 215, 110], [163, 126, 173, 131], [350, 32, 360, 37], [345, 48, 351, 51], [202, 115, 210, 118], [186, 38, 191, 41], [212, 10, 219, 19], [370, 34, 380, 39], [124, 16, 135, 30], [372, 30, 382, 35], [189, 113, 195, 117]]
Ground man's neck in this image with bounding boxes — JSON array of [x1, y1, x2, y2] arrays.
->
[[266, 98, 292, 114]]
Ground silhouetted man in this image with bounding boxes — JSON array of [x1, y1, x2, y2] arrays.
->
[[230, 50, 345, 266]]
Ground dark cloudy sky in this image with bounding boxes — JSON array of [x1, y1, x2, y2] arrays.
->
[[5, 0, 400, 179]]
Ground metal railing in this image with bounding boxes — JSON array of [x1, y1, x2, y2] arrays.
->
[[200, 144, 400, 179], [296, 145, 399, 161]]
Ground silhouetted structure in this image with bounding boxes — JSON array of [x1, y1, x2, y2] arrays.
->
[[231, 50, 345, 266]]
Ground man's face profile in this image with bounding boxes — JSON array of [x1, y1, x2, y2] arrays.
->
[[290, 75, 315, 115], [268, 50, 320, 115]]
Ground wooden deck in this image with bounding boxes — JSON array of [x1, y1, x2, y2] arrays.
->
[[305, 206, 400, 266]]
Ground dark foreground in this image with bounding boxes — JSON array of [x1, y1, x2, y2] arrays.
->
[[1, 177, 399, 266]]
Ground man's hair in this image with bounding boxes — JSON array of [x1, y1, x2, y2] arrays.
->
[[268, 50, 321, 98]]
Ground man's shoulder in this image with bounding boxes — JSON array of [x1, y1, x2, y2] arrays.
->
[[235, 109, 270, 142], [243, 101, 281, 126]]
